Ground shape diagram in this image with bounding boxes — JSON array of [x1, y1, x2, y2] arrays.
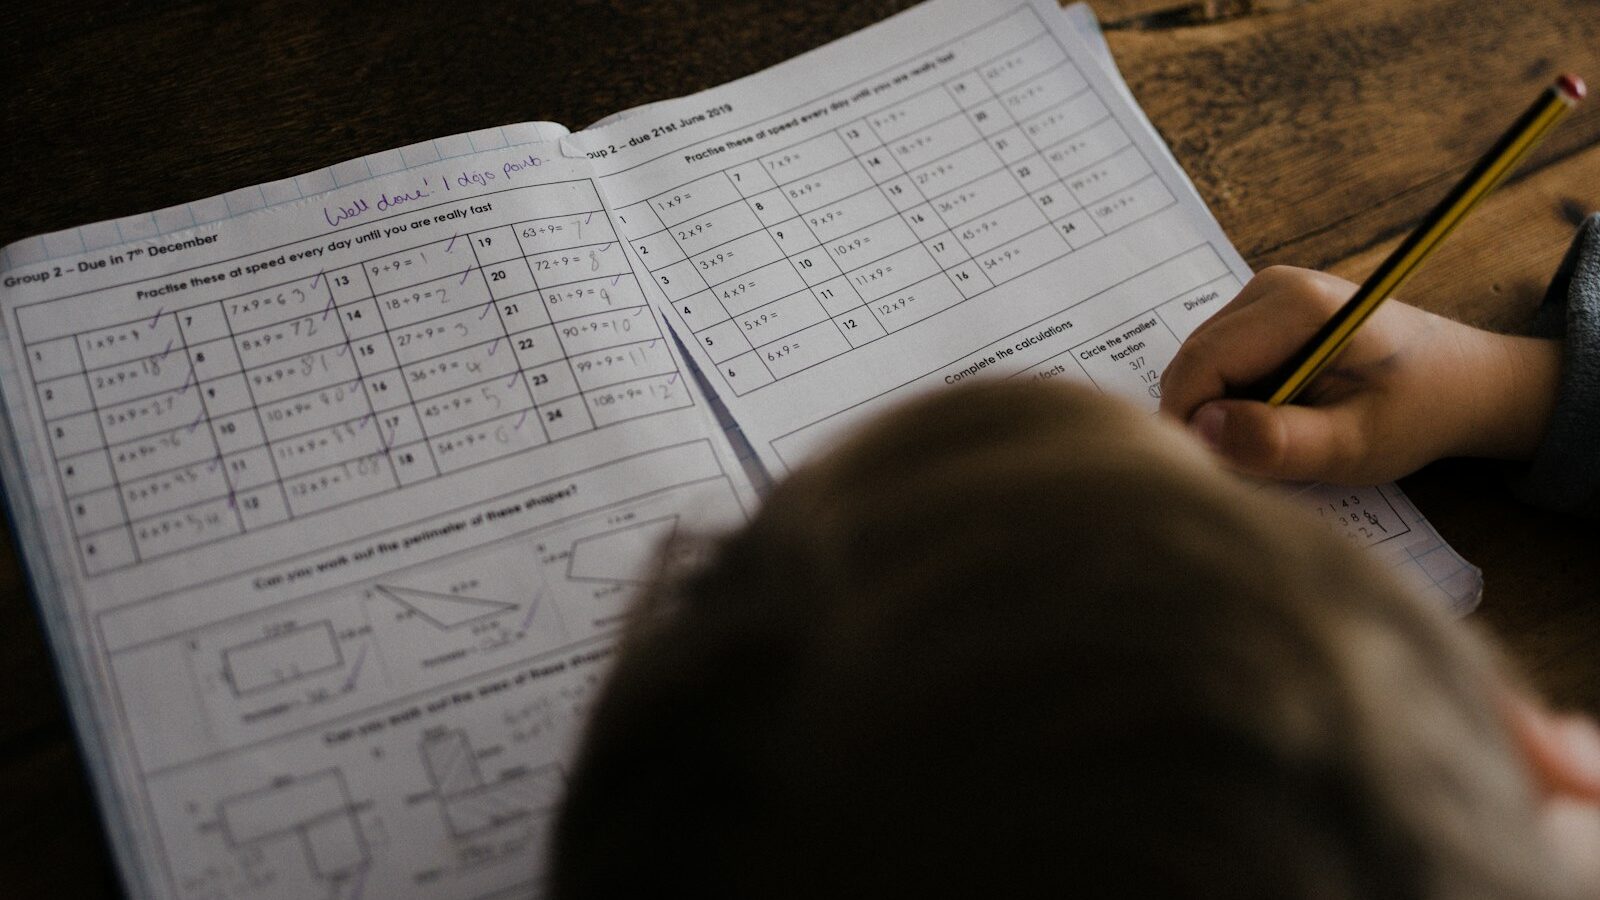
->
[[374, 585, 518, 630], [566, 515, 678, 583], [420, 730, 564, 838], [218, 769, 368, 885], [222, 621, 343, 697]]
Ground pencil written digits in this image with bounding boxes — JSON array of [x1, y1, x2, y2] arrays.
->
[[1250, 73, 1586, 407]]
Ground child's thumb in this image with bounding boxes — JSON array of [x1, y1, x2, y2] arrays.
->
[[1187, 399, 1351, 482]]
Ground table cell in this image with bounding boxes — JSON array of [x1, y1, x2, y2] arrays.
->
[[211, 408, 267, 455], [692, 230, 784, 287], [86, 352, 188, 409], [493, 290, 552, 333], [187, 335, 244, 383], [611, 199, 666, 241], [714, 259, 807, 317], [371, 403, 425, 452], [323, 266, 371, 306], [390, 441, 438, 486], [570, 338, 677, 391], [235, 484, 290, 529], [832, 306, 887, 346], [981, 35, 1066, 94], [534, 395, 595, 441], [178, 302, 233, 343], [922, 231, 971, 269], [1065, 145, 1154, 207], [434, 410, 550, 472], [68, 485, 126, 536], [1156, 273, 1244, 339], [1087, 176, 1176, 233], [1025, 90, 1110, 150], [967, 97, 1011, 138], [943, 72, 995, 108], [505, 323, 566, 370], [524, 360, 582, 405], [80, 313, 180, 370], [25, 336, 85, 381], [727, 160, 777, 195], [1047, 119, 1131, 184], [556, 305, 662, 355], [847, 244, 939, 301], [462, 225, 523, 265], [909, 140, 1004, 200], [258, 375, 369, 442], [1030, 181, 1077, 220], [110, 424, 216, 483], [870, 90, 962, 144], [1010, 155, 1054, 193], [755, 319, 850, 379], [282, 453, 394, 516], [934, 169, 1026, 229], [483, 259, 538, 300], [782, 161, 873, 214], [717, 350, 775, 396], [387, 306, 499, 365], [271, 418, 393, 478], [868, 273, 966, 333], [891, 114, 982, 172], [332, 298, 387, 341], [120, 459, 230, 522], [647, 257, 708, 302], [1000, 65, 1086, 122], [902, 204, 945, 241], [100, 387, 207, 447], [374, 272, 486, 329], [669, 201, 763, 258], [691, 318, 752, 365], [59, 450, 114, 496], [877, 175, 923, 213], [133, 495, 243, 559], [539, 274, 644, 324], [403, 342, 515, 402], [361, 367, 413, 412], [341, 329, 398, 373], [945, 259, 995, 299], [671, 289, 728, 332], [826, 216, 918, 271], [39, 373, 94, 420], [766, 218, 820, 256], [745, 187, 800, 228], [81, 526, 137, 575], [365, 240, 474, 295], [838, 119, 883, 155], [988, 128, 1033, 165], [47, 410, 109, 458], [234, 311, 345, 369], [955, 197, 1049, 257], [810, 276, 866, 317], [733, 290, 830, 348], [788, 244, 842, 286], [630, 229, 687, 269], [802, 189, 898, 244], [1055, 208, 1104, 249], [586, 372, 693, 426], [416, 375, 531, 436], [974, 226, 1072, 286], [858, 147, 904, 185], [1072, 311, 1182, 408], [764, 131, 852, 183], [650, 172, 742, 227], [529, 241, 633, 290], [220, 445, 279, 491]]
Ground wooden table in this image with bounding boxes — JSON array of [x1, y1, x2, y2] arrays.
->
[[2, 0, 1596, 893]]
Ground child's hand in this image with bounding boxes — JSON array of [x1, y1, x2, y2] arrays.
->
[[1158, 266, 1562, 485]]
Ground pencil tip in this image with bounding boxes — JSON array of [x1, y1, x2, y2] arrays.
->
[[1557, 73, 1586, 102]]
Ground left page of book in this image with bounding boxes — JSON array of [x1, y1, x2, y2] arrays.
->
[[0, 122, 753, 900]]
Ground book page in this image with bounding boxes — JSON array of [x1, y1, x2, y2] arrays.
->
[[568, 0, 1481, 611], [0, 126, 752, 899]]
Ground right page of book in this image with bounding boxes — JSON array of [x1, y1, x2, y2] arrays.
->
[[567, 0, 1483, 612]]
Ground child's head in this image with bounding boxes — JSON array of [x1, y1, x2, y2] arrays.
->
[[550, 380, 1600, 898]]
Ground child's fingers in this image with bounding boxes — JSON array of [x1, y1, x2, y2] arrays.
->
[[1188, 398, 1364, 483], [1159, 297, 1331, 420]]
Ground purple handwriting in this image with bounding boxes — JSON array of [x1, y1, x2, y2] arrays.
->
[[322, 183, 433, 227], [445, 233, 458, 253], [343, 644, 368, 691], [148, 307, 164, 328]]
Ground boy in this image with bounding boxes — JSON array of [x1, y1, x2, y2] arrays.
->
[[547, 219, 1600, 896]]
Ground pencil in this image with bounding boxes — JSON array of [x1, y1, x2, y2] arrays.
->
[[1250, 73, 1586, 407]]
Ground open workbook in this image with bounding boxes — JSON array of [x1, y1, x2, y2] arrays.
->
[[0, 1, 1482, 897]]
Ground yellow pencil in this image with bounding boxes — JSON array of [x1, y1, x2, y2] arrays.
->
[[1251, 73, 1586, 407]]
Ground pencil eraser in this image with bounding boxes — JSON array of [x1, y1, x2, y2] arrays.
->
[[1557, 73, 1586, 102]]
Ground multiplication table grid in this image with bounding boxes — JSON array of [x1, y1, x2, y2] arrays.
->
[[615, 8, 1176, 397], [20, 180, 688, 575]]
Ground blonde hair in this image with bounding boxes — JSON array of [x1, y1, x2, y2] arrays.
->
[[552, 380, 1570, 898]]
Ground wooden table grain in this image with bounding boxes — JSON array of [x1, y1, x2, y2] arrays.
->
[[2, 0, 1597, 894]]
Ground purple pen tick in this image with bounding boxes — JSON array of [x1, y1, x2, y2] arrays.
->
[[584, 212, 594, 224], [480, 304, 493, 320], [311, 270, 322, 289], [148, 307, 164, 328], [611, 274, 622, 286], [520, 587, 544, 630], [159, 340, 174, 360], [460, 269, 472, 284], [323, 295, 336, 320], [515, 409, 529, 430], [446, 233, 458, 253], [488, 338, 499, 355]]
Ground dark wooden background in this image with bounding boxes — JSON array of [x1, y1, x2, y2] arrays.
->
[[3, 0, 1598, 894]]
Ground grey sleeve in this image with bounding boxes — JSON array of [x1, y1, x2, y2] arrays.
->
[[1513, 212, 1600, 515]]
